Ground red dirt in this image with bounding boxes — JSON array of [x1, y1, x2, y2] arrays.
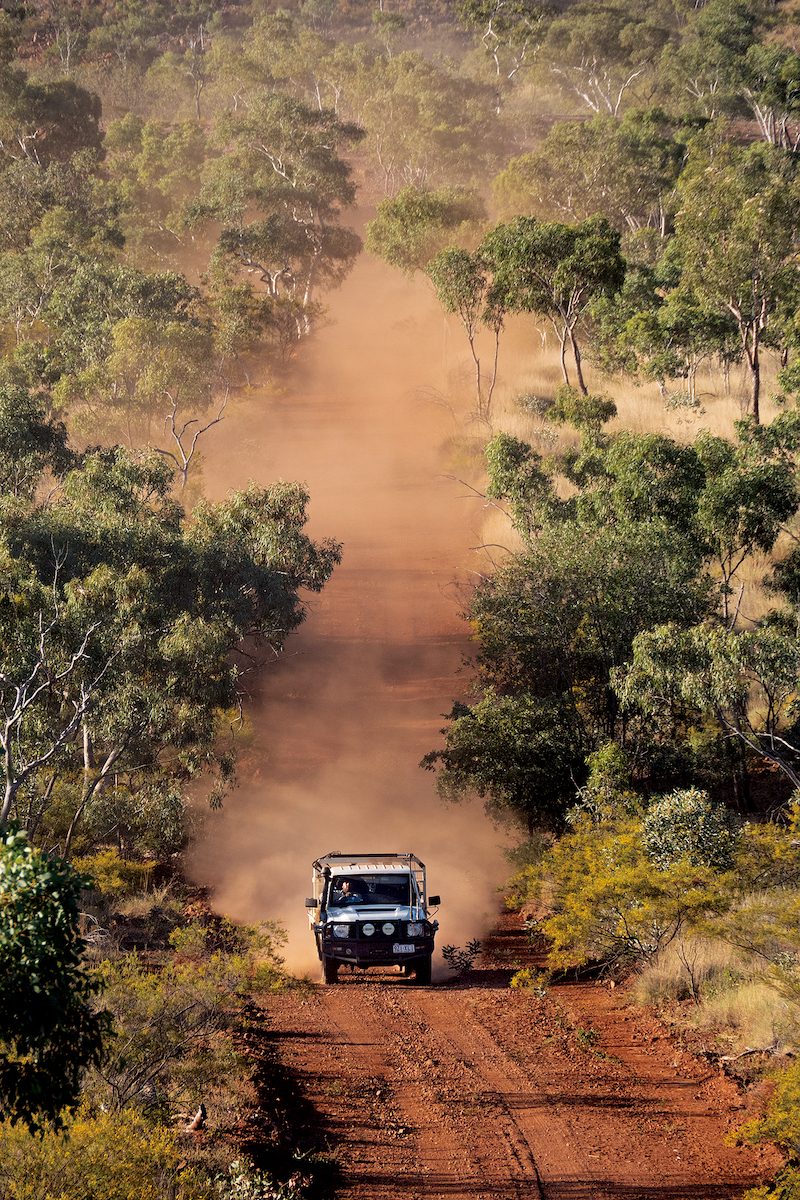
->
[[262, 913, 782, 1200], [190, 243, 785, 1200]]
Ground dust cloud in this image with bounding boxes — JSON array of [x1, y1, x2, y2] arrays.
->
[[187, 240, 514, 977]]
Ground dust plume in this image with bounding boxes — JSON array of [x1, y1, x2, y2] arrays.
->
[[187, 241, 514, 976]]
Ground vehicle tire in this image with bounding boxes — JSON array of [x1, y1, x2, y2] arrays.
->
[[415, 955, 432, 985], [322, 955, 339, 984]]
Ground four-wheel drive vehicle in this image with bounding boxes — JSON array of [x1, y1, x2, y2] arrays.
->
[[306, 852, 440, 984]]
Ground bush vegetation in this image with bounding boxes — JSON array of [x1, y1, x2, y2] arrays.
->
[[7, 0, 800, 1191]]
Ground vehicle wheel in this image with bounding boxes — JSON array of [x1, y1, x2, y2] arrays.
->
[[322, 955, 339, 984], [415, 955, 432, 985]]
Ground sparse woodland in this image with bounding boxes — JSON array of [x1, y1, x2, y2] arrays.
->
[[5, 0, 800, 1193]]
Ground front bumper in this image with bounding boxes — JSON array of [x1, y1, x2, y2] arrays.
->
[[319, 934, 435, 968]]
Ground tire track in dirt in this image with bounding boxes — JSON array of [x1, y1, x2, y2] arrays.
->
[[318, 981, 542, 1199], [265, 957, 780, 1200]]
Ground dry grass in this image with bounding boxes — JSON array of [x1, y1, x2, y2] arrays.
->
[[492, 330, 788, 447], [690, 980, 798, 1054], [450, 327, 798, 634], [632, 905, 800, 1055], [633, 935, 751, 1007]]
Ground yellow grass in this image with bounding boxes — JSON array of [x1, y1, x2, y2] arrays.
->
[[633, 935, 799, 1054], [691, 980, 798, 1055], [633, 935, 752, 1008]]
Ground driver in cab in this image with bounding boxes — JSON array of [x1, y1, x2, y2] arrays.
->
[[332, 878, 363, 905]]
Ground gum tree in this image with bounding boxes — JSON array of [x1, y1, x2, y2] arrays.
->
[[484, 214, 624, 394], [188, 94, 364, 338], [675, 141, 800, 422], [0, 434, 341, 853]]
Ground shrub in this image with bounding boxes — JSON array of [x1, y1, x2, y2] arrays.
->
[[642, 787, 740, 871], [509, 967, 549, 994], [441, 940, 482, 974], [73, 849, 153, 902], [216, 1157, 308, 1200], [0, 1105, 211, 1200]]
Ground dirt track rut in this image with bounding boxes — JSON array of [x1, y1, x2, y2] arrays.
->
[[264, 938, 781, 1200]]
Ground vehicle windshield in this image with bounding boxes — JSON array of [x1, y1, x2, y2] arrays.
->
[[329, 874, 411, 906]]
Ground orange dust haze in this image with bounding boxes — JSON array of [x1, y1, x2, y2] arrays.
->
[[187, 238, 514, 977]]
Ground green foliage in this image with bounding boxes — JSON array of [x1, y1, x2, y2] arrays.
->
[[441, 939, 482, 974], [0, 443, 341, 850], [89, 950, 245, 1113], [617, 622, 800, 790], [456, 0, 554, 80], [732, 1060, 800, 1154], [427, 244, 505, 420], [493, 108, 684, 230], [642, 787, 740, 871], [0, 829, 109, 1133], [548, 385, 617, 436], [468, 518, 712, 724], [520, 811, 732, 971], [217, 1157, 307, 1200], [365, 185, 486, 277], [86, 920, 286, 1118], [484, 431, 555, 539], [422, 694, 580, 835], [189, 92, 364, 337], [742, 1166, 800, 1200], [483, 214, 625, 394], [540, 2, 672, 116], [72, 849, 153, 902], [569, 742, 639, 825], [103, 114, 208, 262], [0, 382, 72, 507], [675, 140, 800, 420]]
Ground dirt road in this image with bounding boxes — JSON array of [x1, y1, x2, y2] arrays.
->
[[265, 917, 780, 1200]]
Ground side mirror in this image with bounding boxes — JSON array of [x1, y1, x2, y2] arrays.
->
[[305, 897, 318, 908], [428, 895, 440, 907]]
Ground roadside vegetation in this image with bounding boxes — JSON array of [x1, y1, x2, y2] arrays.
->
[[4, 0, 800, 1194]]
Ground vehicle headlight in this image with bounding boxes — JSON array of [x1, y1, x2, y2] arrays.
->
[[362, 923, 375, 936], [407, 922, 425, 937], [382, 922, 395, 936], [333, 924, 352, 938]]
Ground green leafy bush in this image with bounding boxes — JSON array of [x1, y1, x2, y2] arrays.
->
[[0, 829, 110, 1132], [642, 787, 740, 871], [216, 1157, 308, 1200]]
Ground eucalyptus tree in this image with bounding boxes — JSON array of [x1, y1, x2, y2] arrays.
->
[[661, 0, 800, 147], [423, 407, 800, 826], [675, 140, 800, 421], [103, 113, 207, 262], [540, 2, 672, 117], [365, 184, 486, 277], [188, 93, 364, 337], [0, 436, 342, 855], [493, 109, 685, 235], [421, 694, 578, 837], [455, 0, 555, 80], [617, 621, 800, 791], [427, 246, 505, 424], [484, 214, 625, 394], [422, 512, 715, 834]]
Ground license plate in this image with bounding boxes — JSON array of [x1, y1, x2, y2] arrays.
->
[[393, 943, 415, 953]]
